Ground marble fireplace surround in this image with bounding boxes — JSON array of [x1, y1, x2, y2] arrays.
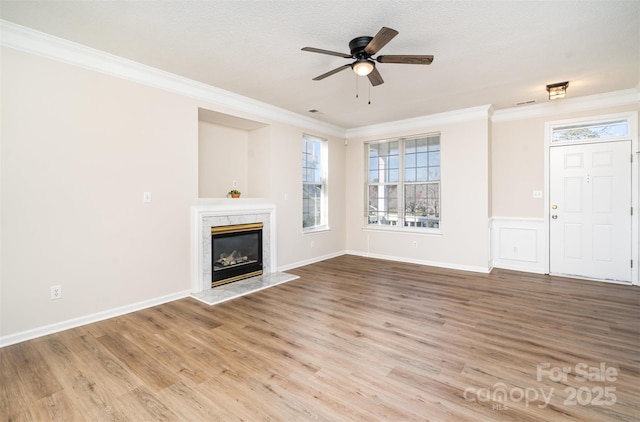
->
[[190, 200, 297, 304]]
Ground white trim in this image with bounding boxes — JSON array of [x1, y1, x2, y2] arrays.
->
[[544, 111, 639, 285], [277, 250, 346, 272], [302, 226, 332, 235], [362, 226, 442, 235], [492, 89, 640, 123], [346, 250, 491, 274], [0, 290, 190, 348], [346, 105, 492, 139], [0, 19, 345, 139], [490, 217, 546, 274], [2, 19, 636, 140]]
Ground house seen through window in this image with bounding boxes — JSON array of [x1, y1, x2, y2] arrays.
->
[[367, 133, 440, 229], [302, 134, 327, 230]]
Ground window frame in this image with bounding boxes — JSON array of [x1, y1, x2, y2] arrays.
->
[[551, 118, 630, 144], [302, 134, 329, 232], [365, 133, 441, 233]]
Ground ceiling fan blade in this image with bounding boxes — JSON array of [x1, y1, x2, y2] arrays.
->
[[312, 64, 352, 81], [302, 47, 352, 58], [376, 55, 434, 65], [367, 67, 384, 86], [364, 27, 399, 55]]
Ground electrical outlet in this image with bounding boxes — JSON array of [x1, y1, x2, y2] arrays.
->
[[412, 241, 418, 248], [50, 285, 62, 300]]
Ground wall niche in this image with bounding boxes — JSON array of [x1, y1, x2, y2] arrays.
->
[[198, 108, 268, 198]]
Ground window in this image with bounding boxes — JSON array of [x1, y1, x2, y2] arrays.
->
[[552, 119, 629, 143], [367, 134, 440, 229], [302, 134, 327, 230]]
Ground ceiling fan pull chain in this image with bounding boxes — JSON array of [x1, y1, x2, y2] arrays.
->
[[355, 75, 359, 98], [368, 82, 371, 105]]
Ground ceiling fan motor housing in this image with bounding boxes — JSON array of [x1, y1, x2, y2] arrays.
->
[[349, 36, 374, 58]]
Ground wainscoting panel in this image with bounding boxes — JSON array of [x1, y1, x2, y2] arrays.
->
[[491, 217, 546, 273]]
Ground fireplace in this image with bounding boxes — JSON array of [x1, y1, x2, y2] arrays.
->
[[211, 222, 263, 287], [191, 200, 277, 294], [191, 201, 299, 304]]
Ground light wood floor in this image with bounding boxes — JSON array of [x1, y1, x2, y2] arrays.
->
[[2, 255, 639, 421]]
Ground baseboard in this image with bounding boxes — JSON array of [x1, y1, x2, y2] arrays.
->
[[0, 290, 191, 348], [277, 250, 347, 272], [0, 235, 542, 348], [345, 250, 491, 274], [493, 262, 546, 274]]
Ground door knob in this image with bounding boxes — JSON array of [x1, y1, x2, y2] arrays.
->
[[551, 215, 558, 219], [552, 205, 558, 209]]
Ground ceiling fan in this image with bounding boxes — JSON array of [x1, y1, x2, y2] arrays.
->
[[302, 27, 434, 86]]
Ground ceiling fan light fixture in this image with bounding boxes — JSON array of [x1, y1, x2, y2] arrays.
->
[[546, 81, 569, 100], [353, 60, 374, 76]]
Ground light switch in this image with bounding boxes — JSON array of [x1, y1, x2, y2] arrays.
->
[[143, 192, 152, 203]]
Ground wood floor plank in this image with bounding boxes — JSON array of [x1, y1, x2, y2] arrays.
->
[[96, 332, 180, 391], [1, 341, 63, 418], [8, 391, 84, 422], [116, 385, 180, 421], [34, 335, 133, 421], [156, 379, 239, 421], [1, 255, 639, 421]]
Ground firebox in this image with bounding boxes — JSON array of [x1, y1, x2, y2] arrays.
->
[[211, 222, 263, 287]]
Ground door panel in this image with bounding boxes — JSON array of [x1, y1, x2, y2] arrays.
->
[[592, 224, 612, 262], [549, 141, 631, 282], [563, 224, 582, 259]]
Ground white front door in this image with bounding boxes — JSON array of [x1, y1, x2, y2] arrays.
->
[[549, 140, 631, 282]]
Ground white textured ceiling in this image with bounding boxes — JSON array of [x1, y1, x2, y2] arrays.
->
[[1, 0, 639, 129]]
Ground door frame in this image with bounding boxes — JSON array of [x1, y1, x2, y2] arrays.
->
[[544, 111, 639, 285]]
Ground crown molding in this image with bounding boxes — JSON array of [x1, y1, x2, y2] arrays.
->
[[492, 88, 640, 123], [3, 19, 636, 137], [346, 105, 492, 139], [0, 19, 346, 138]]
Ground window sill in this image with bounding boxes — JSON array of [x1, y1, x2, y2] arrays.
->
[[303, 226, 331, 235], [363, 225, 442, 236]]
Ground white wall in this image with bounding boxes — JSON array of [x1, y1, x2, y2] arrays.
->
[[260, 123, 347, 270], [0, 46, 347, 345], [344, 110, 491, 272], [248, 126, 273, 198], [1, 48, 198, 339], [198, 121, 249, 198]]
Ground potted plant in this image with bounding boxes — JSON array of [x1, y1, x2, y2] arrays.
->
[[228, 189, 241, 198]]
